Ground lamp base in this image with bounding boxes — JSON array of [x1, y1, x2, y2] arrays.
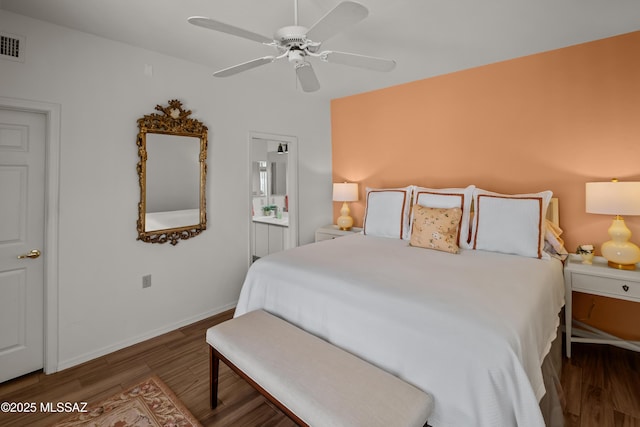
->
[[607, 261, 637, 271], [337, 201, 353, 231], [336, 215, 353, 231], [601, 217, 640, 270]]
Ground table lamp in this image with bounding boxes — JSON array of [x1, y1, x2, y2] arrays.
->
[[586, 179, 640, 270], [333, 182, 358, 230]]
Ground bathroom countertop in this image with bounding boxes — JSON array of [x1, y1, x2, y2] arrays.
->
[[252, 215, 289, 227]]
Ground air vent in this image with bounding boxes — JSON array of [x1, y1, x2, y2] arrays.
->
[[1, 32, 25, 62]]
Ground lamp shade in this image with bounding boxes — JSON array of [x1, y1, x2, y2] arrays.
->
[[586, 180, 640, 270], [586, 181, 640, 215], [333, 182, 359, 202]]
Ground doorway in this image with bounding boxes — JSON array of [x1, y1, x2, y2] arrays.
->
[[249, 132, 298, 264], [0, 97, 61, 378]]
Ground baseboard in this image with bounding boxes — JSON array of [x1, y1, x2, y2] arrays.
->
[[55, 301, 237, 372]]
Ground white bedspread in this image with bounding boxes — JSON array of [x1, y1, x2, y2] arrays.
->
[[235, 234, 565, 427]]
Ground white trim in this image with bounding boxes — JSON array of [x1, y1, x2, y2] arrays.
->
[[248, 131, 299, 267], [57, 301, 237, 371], [0, 96, 61, 374]]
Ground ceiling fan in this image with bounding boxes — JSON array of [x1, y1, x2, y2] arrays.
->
[[187, 0, 396, 92]]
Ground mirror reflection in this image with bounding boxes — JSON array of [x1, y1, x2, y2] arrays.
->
[[145, 134, 200, 231], [251, 140, 291, 260], [137, 100, 208, 245]]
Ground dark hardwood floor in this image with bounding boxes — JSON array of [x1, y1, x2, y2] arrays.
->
[[561, 342, 640, 427], [1, 310, 638, 426]]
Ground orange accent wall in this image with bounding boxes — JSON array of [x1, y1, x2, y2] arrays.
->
[[331, 31, 640, 340]]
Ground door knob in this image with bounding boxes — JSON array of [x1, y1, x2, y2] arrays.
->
[[17, 249, 41, 259]]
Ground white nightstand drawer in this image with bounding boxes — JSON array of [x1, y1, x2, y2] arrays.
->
[[315, 232, 338, 242], [314, 225, 362, 243], [572, 273, 640, 301]]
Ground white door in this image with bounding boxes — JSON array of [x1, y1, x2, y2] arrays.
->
[[0, 108, 45, 383]]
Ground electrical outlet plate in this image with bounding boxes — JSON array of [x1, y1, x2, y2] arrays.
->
[[142, 274, 152, 288]]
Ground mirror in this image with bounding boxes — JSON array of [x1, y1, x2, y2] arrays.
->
[[136, 100, 208, 245], [271, 155, 287, 196]]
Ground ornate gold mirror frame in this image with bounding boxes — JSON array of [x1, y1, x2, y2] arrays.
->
[[136, 100, 208, 245]]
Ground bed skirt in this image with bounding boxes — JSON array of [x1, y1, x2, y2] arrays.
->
[[540, 327, 565, 427]]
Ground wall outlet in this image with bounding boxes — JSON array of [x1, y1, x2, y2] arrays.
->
[[142, 274, 152, 288]]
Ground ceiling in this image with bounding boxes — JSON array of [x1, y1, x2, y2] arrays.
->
[[2, 0, 640, 100]]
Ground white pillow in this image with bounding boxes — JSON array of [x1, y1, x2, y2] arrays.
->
[[412, 185, 475, 248], [363, 186, 413, 239], [470, 189, 553, 259]]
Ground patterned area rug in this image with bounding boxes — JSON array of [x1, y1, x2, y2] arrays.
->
[[50, 375, 202, 427]]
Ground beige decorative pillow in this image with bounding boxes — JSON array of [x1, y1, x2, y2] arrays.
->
[[410, 205, 462, 254]]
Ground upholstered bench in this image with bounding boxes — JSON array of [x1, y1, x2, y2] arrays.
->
[[206, 309, 434, 427]]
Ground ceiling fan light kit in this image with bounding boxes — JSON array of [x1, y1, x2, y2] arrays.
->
[[188, 0, 396, 92]]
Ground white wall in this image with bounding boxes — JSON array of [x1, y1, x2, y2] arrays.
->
[[0, 10, 332, 370]]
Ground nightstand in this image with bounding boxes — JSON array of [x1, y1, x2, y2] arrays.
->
[[315, 225, 362, 242], [564, 254, 640, 357]]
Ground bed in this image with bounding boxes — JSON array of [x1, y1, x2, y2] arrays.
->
[[144, 208, 199, 231], [235, 186, 566, 427]]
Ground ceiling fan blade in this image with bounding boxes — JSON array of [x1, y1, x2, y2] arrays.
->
[[213, 56, 277, 77], [321, 51, 396, 72], [187, 16, 273, 44], [306, 1, 368, 43], [296, 63, 321, 92]]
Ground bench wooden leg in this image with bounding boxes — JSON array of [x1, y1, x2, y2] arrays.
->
[[209, 346, 219, 409]]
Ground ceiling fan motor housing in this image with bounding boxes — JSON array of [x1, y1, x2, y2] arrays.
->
[[274, 25, 309, 46]]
